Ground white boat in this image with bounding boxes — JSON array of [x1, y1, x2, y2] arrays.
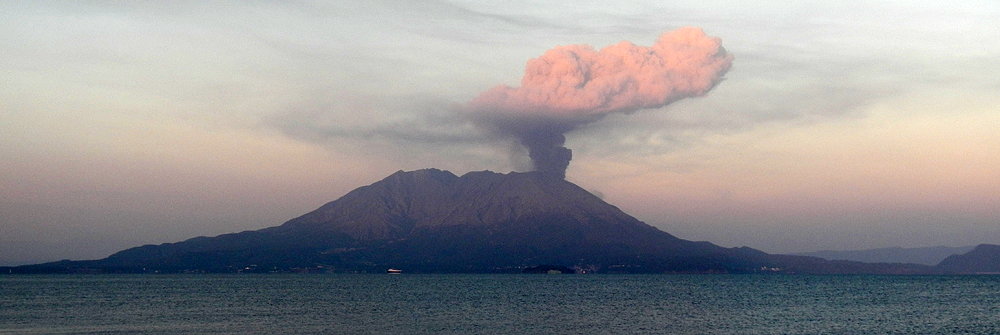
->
[[386, 269, 402, 274]]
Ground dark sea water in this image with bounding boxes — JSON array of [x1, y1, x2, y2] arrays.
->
[[2, 274, 998, 334]]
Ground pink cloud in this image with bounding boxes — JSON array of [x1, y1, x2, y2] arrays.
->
[[468, 27, 733, 179]]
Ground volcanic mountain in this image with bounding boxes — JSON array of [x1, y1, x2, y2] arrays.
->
[[5, 169, 953, 274]]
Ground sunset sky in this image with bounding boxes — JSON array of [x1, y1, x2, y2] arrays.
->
[[2, 0, 998, 265]]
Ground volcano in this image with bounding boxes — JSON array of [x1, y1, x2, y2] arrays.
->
[[6, 169, 949, 274]]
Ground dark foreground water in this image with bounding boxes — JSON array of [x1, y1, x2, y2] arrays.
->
[[2, 274, 998, 334]]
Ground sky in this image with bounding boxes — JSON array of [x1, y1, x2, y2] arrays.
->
[[2, 0, 999, 265]]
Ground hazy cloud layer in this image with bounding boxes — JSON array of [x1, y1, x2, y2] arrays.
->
[[261, 0, 1000, 172]]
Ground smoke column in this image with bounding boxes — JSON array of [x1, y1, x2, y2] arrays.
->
[[469, 27, 734, 179]]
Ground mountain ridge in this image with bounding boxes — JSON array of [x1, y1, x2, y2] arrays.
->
[[789, 245, 977, 266]]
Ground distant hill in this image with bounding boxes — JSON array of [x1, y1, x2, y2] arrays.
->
[[0, 169, 967, 275], [936, 244, 1000, 274], [790, 246, 976, 266]]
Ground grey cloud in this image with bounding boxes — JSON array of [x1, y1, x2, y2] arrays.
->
[[268, 96, 488, 145]]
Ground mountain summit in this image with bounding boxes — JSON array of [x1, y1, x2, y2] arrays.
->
[[278, 169, 649, 241], [5, 169, 961, 274]]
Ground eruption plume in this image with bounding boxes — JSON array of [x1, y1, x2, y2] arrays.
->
[[469, 27, 733, 179]]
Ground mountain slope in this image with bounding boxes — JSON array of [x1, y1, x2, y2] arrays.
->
[[103, 169, 770, 273]]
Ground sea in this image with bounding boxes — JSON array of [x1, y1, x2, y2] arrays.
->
[[2, 274, 998, 334]]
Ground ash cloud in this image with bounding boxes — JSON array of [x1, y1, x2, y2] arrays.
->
[[468, 27, 734, 179]]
